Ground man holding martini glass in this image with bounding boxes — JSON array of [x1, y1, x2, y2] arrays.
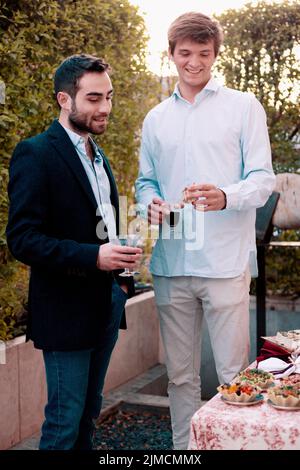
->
[[6, 54, 142, 449]]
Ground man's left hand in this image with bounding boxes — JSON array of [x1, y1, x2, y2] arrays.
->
[[186, 184, 226, 211]]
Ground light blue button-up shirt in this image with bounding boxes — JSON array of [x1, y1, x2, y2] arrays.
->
[[62, 125, 117, 241], [136, 78, 275, 278]]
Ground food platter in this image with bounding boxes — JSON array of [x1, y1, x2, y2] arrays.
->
[[267, 399, 300, 411], [235, 368, 275, 390], [261, 333, 300, 353], [221, 395, 264, 406]]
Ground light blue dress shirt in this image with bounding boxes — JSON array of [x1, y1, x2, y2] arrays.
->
[[62, 125, 117, 241], [136, 78, 275, 278]]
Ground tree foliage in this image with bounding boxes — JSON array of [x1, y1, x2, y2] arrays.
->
[[0, 0, 159, 340], [216, 0, 300, 171], [266, 229, 300, 297], [216, 1, 300, 301]]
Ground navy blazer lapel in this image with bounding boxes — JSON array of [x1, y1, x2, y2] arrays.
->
[[47, 120, 98, 210]]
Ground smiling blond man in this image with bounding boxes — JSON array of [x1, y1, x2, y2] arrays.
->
[[136, 12, 275, 449]]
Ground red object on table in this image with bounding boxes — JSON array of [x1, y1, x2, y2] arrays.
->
[[256, 339, 290, 365]]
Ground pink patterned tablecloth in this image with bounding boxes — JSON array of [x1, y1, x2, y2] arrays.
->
[[188, 393, 300, 450]]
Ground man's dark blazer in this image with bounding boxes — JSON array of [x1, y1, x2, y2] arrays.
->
[[6, 119, 130, 351]]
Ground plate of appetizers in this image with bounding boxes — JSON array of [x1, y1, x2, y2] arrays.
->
[[267, 384, 300, 408], [280, 374, 300, 387], [221, 394, 264, 406], [235, 368, 275, 390], [261, 331, 300, 353], [267, 399, 300, 411], [217, 382, 263, 405]]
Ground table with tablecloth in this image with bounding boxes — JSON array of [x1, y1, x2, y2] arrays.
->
[[188, 392, 300, 450]]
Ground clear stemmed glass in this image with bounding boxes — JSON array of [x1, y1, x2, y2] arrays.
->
[[183, 174, 214, 211], [118, 231, 143, 277]]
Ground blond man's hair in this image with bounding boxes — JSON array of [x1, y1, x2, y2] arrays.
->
[[168, 12, 223, 56]]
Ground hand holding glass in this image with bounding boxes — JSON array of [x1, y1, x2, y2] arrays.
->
[[182, 175, 214, 211], [118, 233, 143, 277]]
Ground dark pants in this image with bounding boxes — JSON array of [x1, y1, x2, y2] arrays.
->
[[39, 281, 127, 450]]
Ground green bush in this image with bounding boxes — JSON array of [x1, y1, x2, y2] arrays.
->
[[0, 263, 28, 340], [216, 0, 300, 171], [250, 229, 300, 298], [266, 229, 300, 297]]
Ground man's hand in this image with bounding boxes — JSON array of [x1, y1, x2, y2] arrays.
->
[[97, 243, 142, 271], [185, 184, 226, 211], [147, 197, 171, 225]]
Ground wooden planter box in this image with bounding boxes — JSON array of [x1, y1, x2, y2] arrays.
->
[[0, 291, 160, 450]]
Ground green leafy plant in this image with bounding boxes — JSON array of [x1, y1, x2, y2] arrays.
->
[[267, 229, 300, 297], [0, 263, 28, 341], [216, 0, 300, 172]]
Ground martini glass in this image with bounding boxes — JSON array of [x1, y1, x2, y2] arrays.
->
[[118, 231, 143, 277], [184, 174, 214, 211]]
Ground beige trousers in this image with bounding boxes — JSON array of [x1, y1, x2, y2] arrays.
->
[[153, 270, 251, 450]]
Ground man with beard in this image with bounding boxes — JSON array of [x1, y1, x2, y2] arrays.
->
[[6, 54, 142, 450]]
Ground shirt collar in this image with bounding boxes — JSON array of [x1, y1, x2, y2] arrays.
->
[[62, 124, 102, 162], [62, 125, 84, 147], [173, 76, 220, 101]]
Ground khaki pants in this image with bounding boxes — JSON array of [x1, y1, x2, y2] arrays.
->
[[153, 270, 251, 450]]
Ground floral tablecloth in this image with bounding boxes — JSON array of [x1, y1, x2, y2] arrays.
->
[[188, 393, 300, 450]]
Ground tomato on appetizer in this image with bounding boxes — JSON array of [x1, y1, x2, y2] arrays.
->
[[218, 382, 259, 395]]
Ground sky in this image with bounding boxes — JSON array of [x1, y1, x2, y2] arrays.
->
[[128, 0, 283, 75]]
